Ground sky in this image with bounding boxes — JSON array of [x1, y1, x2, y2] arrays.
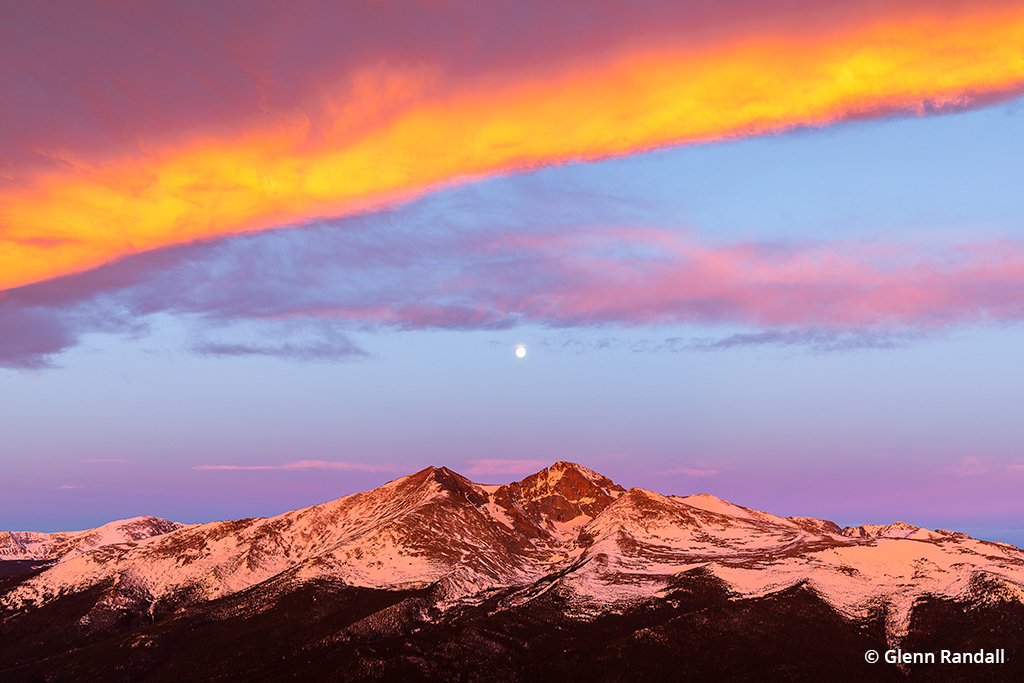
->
[[2, 1, 1024, 545]]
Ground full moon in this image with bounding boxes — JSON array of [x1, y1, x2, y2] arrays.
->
[[515, 346, 526, 358]]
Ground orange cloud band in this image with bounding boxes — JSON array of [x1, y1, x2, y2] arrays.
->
[[2, 7, 1023, 291]]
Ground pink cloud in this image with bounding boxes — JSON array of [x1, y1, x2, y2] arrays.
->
[[485, 231, 1024, 330], [279, 460, 397, 472], [656, 460, 726, 477], [463, 459, 549, 476], [193, 465, 278, 471], [7, 218, 1024, 368], [943, 456, 993, 477], [289, 229, 1024, 333], [193, 460, 396, 473], [671, 468, 719, 478]]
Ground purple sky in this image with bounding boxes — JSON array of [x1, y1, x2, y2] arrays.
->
[[2, 1, 1024, 546]]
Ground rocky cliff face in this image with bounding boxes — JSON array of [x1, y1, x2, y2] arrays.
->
[[489, 461, 626, 541]]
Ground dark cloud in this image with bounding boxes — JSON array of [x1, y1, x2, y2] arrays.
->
[[192, 321, 368, 362], [0, 305, 75, 369]]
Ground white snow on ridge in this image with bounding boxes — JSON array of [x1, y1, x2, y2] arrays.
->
[[840, 522, 947, 540], [0, 517, 182, 562], [673, 493, 800, 530]]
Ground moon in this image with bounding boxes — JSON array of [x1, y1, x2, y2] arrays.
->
[[515, 346, 526, 358]]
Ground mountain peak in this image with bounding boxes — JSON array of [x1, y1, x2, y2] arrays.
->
[[422, 465, 489, 506], [786, 516, 843, 535], [841, 521, 944, 540], [490, 461, 626, 541]]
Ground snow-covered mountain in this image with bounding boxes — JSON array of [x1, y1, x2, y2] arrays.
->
[[5, 462, 1022, 634], [0, 516, 182, 562], [2, 462, 1022, 682], [2, 463, 615, 613]]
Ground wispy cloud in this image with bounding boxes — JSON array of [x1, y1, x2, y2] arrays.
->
[[656, 460, 726, 477], [5, 207, 1024, 369], [463, 459, 549, 476], [678, 329, 928, 354], [193, 460, 397, 473], [542, 328, 926, 356], [58, 484, 82, 490], [193, 465, 278, 471], [670, 468, 719, 478], [194, 335, 367, 362], [943, 456, 993, 477]]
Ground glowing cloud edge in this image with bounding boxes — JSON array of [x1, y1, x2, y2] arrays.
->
[[2, 6, 1024, 291]]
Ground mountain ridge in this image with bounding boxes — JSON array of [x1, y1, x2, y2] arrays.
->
[[2, 462, 1022, 647], [0, 517, 182, 563]]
